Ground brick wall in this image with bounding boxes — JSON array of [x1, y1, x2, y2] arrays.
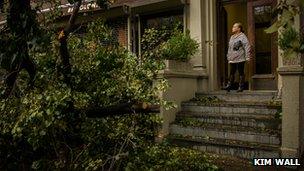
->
[[106, 17, 128, 47]]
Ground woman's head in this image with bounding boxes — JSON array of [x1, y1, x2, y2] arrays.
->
[[232, 22, 243, 34]]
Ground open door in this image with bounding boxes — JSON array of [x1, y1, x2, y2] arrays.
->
[[247, 0, 278, 90], [217, 2, 228, 88]]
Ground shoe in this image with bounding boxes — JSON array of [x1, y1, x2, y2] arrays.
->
[[236, 86, 244, 92], [223, 75, 234, 92], [223, 83, 232, 92]]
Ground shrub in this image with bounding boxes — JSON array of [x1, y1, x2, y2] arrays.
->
[[160, 30, 199, 62], [141, 26, 199, 62], [141, 27, 178, 60], [124, 143, 219, 171]]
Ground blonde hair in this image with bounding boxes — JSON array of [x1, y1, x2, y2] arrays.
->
[[234, 22, 244, 33]]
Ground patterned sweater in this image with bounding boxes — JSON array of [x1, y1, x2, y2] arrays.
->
[[227, 32, 251, 63]]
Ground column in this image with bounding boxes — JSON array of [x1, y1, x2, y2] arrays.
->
[[278, 66, 304, 158], [206, 0, 218, 91], [278, 2, 304, 158], [188, 0, 218, 92], [188, 0, 206, 70]]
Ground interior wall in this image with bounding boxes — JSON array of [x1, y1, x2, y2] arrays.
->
[[224, 3, 247, 36]]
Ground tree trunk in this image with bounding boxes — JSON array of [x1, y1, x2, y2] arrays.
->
[[3, 0, 36, 98]]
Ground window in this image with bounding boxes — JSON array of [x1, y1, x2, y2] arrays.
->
[[254, 5, 272, 74]]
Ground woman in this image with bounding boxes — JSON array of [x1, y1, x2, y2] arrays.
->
[[223, 22, 251, 92]]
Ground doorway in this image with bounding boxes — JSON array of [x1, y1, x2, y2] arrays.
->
[[217, 0, 278, 90], [217, 0, 249, 90]]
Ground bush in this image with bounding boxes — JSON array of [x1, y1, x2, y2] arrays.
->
[[160, 30, 199, 62], [141, 25, 199, 62], [141, 27, 176, 60], [124, 143, 219, 171]]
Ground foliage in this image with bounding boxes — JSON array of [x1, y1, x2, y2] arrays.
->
[[278, 26, 304, 56], [141, 23, 198, 62], [265, 0, 304, 57], [0, 98, 163, 170], [124, 143, 219, 171], [0, 1, 216, 170], [68, 20, 167, 108], [174, 117, 208, 129], [0, 19, 169, 170], [141, 26, 178, 60], [160, 30, 199, 62], [0, 1, 45, 67], [190, 96, 223, 105]]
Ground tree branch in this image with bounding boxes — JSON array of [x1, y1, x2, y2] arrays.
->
[[85, 103, 160, 118], [58, 0, 82, 85], [65, 1, 82, 33]]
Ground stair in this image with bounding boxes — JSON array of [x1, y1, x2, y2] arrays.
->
[[168, 90, 282, 159]]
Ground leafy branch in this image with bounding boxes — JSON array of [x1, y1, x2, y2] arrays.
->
[[265, 0, 304, 57]]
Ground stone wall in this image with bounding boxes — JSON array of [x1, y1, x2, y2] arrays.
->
[[156, 60, 207, 138]]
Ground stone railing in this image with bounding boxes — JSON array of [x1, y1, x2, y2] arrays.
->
[[156, 60, 207, 140]]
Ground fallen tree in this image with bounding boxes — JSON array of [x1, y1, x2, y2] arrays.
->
[[0, 1, 167, 169]]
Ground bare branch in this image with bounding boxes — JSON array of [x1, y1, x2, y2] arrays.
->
[[65, 0, 82, 33]]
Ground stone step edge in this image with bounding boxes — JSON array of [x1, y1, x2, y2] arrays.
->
[[177, 112, 278, 120], [174, 115, 281, 129], [170, 123, 281, 137], [182, 101, 282, 108], [196, 91, 277, 96], [192, 96, 279, 104], [167, 135, 280, 152]]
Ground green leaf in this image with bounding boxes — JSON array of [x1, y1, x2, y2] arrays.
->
[[39, 130, 46, 136]]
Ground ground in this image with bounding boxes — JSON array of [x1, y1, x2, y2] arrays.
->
[[206, 152, 299, 171]]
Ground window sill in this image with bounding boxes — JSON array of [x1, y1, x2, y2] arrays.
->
[[252, 74, 275, 79]]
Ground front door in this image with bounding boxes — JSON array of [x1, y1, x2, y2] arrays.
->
[[217, 0, 278, 91], [247, 0, 278, 90], [217, 4, 228, 88]]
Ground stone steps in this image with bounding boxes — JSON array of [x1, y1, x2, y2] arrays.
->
[[168, 135, 280, 159], [176, 113, 281, 130], [196, 90, 277, 102], [170, 124, 280, 145], [181, 101, 281, 116], [167, 91, 282, 159]]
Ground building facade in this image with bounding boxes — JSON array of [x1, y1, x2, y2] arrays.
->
[[49, 0, 297, 93]]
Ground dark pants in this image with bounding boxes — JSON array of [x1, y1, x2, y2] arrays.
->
[[229, 61, 245, 77]]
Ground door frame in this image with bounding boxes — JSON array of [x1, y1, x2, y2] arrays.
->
[[216, 0, 249, 90], [216, 0, 278, 90], [216, 0, 228, 88]]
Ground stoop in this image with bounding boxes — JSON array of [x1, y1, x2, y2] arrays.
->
[[167, 91, 282, 159]]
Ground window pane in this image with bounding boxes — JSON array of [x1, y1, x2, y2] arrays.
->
[[254, 5, 272, 74]]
